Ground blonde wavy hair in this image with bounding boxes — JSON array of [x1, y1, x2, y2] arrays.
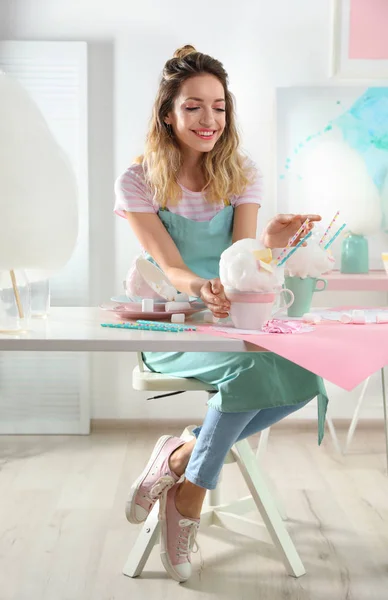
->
[[136, 45, 255, 207]]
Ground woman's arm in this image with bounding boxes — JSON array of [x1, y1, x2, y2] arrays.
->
[[125, 211, 207, 297], [232, 204, 259, 242]]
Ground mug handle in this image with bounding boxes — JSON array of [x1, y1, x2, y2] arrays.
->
[[314, 278, 327, 292], [272, 288, 295, 318]]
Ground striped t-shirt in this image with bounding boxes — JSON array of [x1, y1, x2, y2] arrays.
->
[[114, 162, 262, 222]]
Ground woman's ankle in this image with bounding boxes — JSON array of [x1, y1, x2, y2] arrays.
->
[[174, 480, 206, 520], [169, 439, 195, 477]]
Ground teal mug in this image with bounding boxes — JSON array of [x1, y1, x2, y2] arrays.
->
[[284, 276, 327, 317]]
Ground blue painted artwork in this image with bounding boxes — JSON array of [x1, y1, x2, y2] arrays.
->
[[280, 88, 388, 232]]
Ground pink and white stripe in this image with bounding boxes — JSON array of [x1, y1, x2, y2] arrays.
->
[[114, 162, 262, 222]]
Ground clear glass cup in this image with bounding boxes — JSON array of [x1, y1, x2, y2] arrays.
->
[[0, 270, 31, 333], [30, 279, 50, 318]]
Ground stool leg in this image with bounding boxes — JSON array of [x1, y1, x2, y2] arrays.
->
[[123, 503, 160, 578], [207, 485, 221, 507], [256, 427, 270, 460], [233, 439, 306, 578]]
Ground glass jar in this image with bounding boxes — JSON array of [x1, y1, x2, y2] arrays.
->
[[0, 270, 31, 332], [341, 233, 369, 274]]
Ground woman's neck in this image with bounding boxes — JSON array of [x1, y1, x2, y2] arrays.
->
[[178, 147, 205, 192]]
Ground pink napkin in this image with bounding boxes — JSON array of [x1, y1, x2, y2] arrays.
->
[[261, 319, 306, 334]]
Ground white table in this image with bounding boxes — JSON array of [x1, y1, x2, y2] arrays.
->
[[0, 307, 261, 353], [0, 307, 264, 435]]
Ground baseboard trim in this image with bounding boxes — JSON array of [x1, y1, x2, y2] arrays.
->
[[91, 418, 384, 433]]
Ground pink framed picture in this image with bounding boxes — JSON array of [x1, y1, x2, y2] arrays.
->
[[330, 0, 388, 78]]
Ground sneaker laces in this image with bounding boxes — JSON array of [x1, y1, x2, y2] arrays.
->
[[143, 475, 175, 507], [176, 519, 199, 559]]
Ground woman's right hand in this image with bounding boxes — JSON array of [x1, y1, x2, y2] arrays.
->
[[199, 278, 230, 319]]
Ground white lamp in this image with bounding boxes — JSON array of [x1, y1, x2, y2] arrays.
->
[[0, 72, 78, 331]]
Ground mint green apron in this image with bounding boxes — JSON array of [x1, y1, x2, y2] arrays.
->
[[143, 206, 328, 443]]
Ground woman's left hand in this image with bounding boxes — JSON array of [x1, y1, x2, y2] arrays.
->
[[261, 214, 322, 249]]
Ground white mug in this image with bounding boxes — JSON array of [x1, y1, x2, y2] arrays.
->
[[225, 288, 294, 330]]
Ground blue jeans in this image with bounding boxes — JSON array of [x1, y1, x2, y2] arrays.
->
[[185, 399, 311, 490]]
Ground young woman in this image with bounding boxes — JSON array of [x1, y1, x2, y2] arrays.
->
[[115, 45, 328, 583]]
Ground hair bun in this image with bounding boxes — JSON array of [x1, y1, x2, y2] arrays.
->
[[173, 45, 197, 59]]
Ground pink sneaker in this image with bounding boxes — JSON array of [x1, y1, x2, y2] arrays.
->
[[126, 435, 185, 524], [159, 483, 200, 583]]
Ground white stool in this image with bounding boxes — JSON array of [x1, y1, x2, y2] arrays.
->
[[123, 353, 306, 579]]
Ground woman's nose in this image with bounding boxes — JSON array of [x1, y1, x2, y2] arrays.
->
[[199, 107, 215, 128]]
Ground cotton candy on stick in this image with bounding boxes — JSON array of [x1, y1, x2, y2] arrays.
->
[[302, 140, 381, 235]]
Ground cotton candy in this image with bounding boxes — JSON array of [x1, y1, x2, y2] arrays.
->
[[284, 236, 335, 279], [220, 239, 280, 292]]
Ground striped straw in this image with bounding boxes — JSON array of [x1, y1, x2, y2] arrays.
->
[[323, 223, 346, 250], [137, 319, 195, 330], [101, 322, 196, 332], [277, 231, 312, 267], [319, 211, 340, 246], [276, 218, 310, 265]]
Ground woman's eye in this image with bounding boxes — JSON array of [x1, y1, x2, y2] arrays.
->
[[215, 108, 226, 112], [185, 107, 200, 111]]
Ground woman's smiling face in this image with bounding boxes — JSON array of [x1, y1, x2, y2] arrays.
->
[[165, 74, 226, 154]]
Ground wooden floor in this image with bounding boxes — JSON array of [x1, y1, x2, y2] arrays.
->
[[1, 423, 388, 600]]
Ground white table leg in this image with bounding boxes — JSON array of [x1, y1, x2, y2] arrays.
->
[[344, 376, 371, 453], [381, 367, 388, 476], [326, 413, 342, 455]]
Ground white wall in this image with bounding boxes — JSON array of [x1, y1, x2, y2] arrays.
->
[[1, 0, 385, 423]]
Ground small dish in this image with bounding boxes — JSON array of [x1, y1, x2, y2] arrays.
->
[[100, 301, 205, 321]]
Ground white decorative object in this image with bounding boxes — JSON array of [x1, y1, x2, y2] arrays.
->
[[340, 313, 352, 324], [165, 301, 191, 312], [135, 258, 177, 301], [351, 309, 366, 324], [171, 313, 185, 323], [302, 313, 321, 324], [0, 71, 78, 272], [376, 313, 388, 324], [0, 69, 78, 331], [302, 141, 381, 236], [141, 298, 154, 312]]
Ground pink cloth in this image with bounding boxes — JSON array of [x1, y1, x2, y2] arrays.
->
[[196, 320, 388, 391], [261, 319, 306, 334], [114, 162, 262, 221]]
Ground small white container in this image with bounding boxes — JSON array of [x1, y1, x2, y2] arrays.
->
[[142, 298, 154, 312], [171, 313, 185, 323], [165, 301, 191, 312]]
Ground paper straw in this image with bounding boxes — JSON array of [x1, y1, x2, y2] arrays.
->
[[323, 223, 346, 250], [277, 231, 313, 267], [137, 319, 196, 330], [101, 322, 196, 332], [319, 211, 340, 246], [276, 218, 310, 265], [10, 270, 24, 319]]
